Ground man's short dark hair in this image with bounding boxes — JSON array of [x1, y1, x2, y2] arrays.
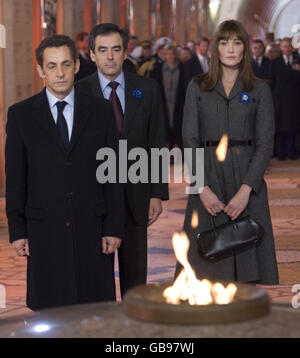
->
[[35, 34, 77, 68], [252, 39, 264, 47], [76, 31, 89, 42], [197, 37, 210, 46], [89, 23, 129, 53]]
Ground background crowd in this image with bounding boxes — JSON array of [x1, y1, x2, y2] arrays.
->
[[75, 29, 300, 160]]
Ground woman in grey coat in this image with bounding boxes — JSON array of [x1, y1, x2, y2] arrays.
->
[[176, 20, 279, 285]]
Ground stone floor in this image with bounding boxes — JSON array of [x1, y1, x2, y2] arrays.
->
[[0, 158, 300, 320]]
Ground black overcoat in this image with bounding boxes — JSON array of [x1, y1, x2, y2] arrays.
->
[[270, 55, 300, 133], [5, 88, 125, 310], [76, 71, 169, 226]]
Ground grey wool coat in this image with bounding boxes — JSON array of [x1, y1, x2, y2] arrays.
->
[[175, 77, 279, 285]]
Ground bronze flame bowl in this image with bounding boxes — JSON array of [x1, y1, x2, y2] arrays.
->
[[123, 281, 270, 325]]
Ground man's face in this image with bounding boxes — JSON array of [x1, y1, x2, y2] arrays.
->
[[197, 41, 209, 56], [164, 49, 175, 65], [280, 40, 293, 56], [90, 33, 127, 80], [251, 43, 264, 58], [78, 35, 89, 52], [128, 38, 138, 53], [142, 47, 152, 59], [37, 45, 79, 99]]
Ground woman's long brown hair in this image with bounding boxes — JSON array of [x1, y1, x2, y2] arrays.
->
[[195, 20, 255, 92]]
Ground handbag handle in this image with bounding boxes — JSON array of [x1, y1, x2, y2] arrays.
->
[[210, 215, 238, 237]]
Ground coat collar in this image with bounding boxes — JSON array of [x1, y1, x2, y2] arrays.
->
[[214, 76, 244, 101], [32, 87, 92, 157]]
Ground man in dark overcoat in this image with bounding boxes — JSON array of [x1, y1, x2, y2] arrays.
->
[[5, 35, 125, 311], [271, 37, 300, 159], [76, 23, 169, 297]]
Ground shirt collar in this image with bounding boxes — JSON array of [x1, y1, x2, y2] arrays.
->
[[98, 71, 125, 91], [46, 87, 75, 109]]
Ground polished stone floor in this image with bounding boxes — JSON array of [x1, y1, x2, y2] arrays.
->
[[0, 159, 300, 320]]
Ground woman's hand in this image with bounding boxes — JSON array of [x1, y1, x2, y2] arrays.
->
[[199, 186, 225, 216], [224, 184, 252, 220]]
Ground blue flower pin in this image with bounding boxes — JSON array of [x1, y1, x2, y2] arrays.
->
[[239, 92, 251, 104], [132, 88, 143, 99]]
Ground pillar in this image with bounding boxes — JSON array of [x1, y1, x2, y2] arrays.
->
[[159, 0, 172, 37], [32, 0, 43, 94], [0, 0, 35, 197], [133, 0, 151, 40], [101, 0, 121, 25], [84, 0, 92, 32], [175, 0, 187, 45], [56, 0, 85, 40]]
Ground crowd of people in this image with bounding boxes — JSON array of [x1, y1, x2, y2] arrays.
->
[[76, 29, 300, 159]]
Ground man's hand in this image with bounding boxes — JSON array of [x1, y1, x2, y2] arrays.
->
[[12, 238, 30, 256], [199, 186, 225, 216], [148, 198, 162, 226], [224, 184, 252, 220], [102, 236, 121, 254]]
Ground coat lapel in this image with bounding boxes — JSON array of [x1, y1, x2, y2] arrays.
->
[[67, 89, 92, 157], [32, 88, 66, 154], [124, 72, 141, 135], [214, 77, 243, 101]]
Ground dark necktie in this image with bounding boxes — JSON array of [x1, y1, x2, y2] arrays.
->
[[55, 101, 69, 149], [108, 81, 124, 133]]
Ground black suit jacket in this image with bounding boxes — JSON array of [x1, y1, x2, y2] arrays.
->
[[184, 54, 204, 89], [270, 55, 300, 132], [75, 53, 96, 82], [76, 71, 169, 225], [5, 88, 125, 309], [251, 56, 272, 81]]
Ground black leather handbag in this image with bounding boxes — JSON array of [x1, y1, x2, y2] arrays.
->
[[197, 215, 264, 260]]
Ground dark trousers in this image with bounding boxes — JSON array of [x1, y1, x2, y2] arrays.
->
[[118, 199, 148, 298], [275, 132, 298, 158]]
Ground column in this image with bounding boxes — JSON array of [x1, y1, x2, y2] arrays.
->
[[0, 0, 34, 196], [84, 0, 92, 32], [101, 0, 121, 25], [159, 0, 172, 37], [56, 0, 85, 40], [32, 0, 43, 94], [133, 0, 151, 40], [0, 0, 4, 196], [175, 0, 187, 45]]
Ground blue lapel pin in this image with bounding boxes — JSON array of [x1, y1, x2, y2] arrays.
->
[[239, 92, 251, 104], [132, 88, 143, 99]]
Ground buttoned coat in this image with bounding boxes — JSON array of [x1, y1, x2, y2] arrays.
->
[[5, 88, 125, 310], [176, 77, 279, 285]]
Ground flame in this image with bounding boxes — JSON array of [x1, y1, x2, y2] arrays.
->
[[191, 210, 198, 228], [216, 134, 228, 162], [163, 232, 237, 305]]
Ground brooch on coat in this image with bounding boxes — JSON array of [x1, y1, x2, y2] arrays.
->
[[132, 88, 143, 99], [239, 92, 251, 104]]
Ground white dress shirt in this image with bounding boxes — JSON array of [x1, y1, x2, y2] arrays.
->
[[283, 54, 293, 66], [253, 56, 263, 67], [197, 53, 209, 73], [46, 88, 75, 141], [98, 71, 125, 114]]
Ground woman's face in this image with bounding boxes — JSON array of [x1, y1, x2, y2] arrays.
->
[[218, 36, 244, 68]]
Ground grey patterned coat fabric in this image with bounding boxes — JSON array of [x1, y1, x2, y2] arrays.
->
[[176, 77, 279, 285]]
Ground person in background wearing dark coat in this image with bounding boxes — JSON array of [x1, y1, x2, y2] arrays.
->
[[151, 45, 185, 148], [251, 39, 272, 84], [76, 23, 169, 297], [184, 37, 210, 89], [5, 35, 125, 311], [74, 31, 96, 81], [271, 37, 300, 160]]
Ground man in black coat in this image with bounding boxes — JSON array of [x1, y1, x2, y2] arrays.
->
[[76, 23, 169, 297], [184, 37, 210, 89], [271, 37, 300, 159], [74, 32, 96, 81], [251, 39, 272, 83], [5, 35, 125, 311]]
